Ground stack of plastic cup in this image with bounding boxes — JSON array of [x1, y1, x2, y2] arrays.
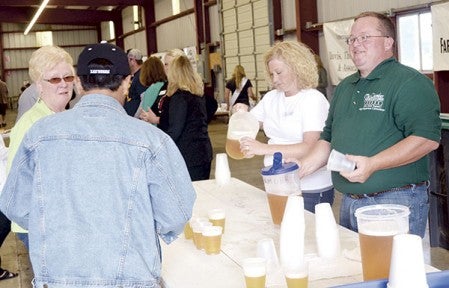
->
[[215, 153, 231, 186], [387, 234, 429, 288], [256, 238, 282, 286], [315, 203, 340, 259]]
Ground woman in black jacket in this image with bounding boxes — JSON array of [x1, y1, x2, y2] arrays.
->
[[159, 55, 213, 181]]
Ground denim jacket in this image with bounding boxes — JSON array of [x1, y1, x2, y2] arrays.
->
[[0, 94, 196, 288]]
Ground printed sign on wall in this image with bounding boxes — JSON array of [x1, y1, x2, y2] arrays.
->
[[432, 2, 449, 71], [323, 19, 357, 85]]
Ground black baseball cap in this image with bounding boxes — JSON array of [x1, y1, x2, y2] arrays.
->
[[77, 42, 130, 76]]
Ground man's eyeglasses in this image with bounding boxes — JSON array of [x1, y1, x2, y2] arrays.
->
[[345, 34, 389, 45], [44, 76, 75, 84]]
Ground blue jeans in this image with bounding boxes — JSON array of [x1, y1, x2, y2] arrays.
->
[[339, 182, 430, 237], [302, 187, 335, 213], [16, 233, 29, 250]]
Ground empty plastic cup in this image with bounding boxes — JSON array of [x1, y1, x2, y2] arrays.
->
[[327, 149, 356, 172]]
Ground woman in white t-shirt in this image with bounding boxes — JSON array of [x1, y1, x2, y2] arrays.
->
[[240, 41, 333, 213]]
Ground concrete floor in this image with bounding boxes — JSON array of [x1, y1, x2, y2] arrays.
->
[[1, 113, 449, 287]]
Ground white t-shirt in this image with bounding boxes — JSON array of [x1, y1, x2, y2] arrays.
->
[[250, 88, 332, 191]]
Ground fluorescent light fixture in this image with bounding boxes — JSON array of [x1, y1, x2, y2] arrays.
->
[[24, 0, 50, 35]]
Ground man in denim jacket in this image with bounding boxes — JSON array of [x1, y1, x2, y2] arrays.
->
[[0, 43, 196, 288]]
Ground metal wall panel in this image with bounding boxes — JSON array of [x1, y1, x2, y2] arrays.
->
[[124, 30, 148, 55], [155, 0, 194, 21], [282, 0, 296, 30], [155, 0, 173, 20], [317, 0, 441, 22], [1, 23, 98, 99], [156, 14, 196, 52], [5, 70, 29, 99]]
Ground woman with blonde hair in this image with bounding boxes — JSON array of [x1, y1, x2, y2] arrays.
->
[[224, 64, 256, 112], [6, 45, 74, 251], [240, 41, 333, 213], [159, 55, 213, 181]]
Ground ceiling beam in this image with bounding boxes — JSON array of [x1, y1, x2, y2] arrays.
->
[[0, 7, 120, 25], [0, 0, 144, 6]]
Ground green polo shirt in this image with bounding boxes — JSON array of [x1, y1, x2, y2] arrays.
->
[[321, 58, 441, 194], [7, 98, 54, 233]]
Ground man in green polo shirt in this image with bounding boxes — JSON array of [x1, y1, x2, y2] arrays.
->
[[299, 11, 441, 238]]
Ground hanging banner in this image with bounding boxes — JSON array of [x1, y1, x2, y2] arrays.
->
[[323, 19, 357, 85], [432, 2, 449, 71]]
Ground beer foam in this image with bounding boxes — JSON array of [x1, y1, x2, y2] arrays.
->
[[244, 266, 266, 277], [202, 226, 222, 236], [285, 271, 308, 278], [242, 258, 266, 277], [191, 221, 212, 233], [208, 209, 225, 219], [359, 220, 408, 236]]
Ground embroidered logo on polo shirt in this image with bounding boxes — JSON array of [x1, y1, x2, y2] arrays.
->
[[360, 93, 385, 111]]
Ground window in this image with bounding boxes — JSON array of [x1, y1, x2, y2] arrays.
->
[[172, 0, 180, 15], [36, 31, 53, 46], [397, 11, 433, 72], [109, 21, 115, 39], [133, 5, 142, 30]]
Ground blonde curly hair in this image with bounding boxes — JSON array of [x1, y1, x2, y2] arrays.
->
[[29, 45, 74, 82], [263, 41, 318, 90]]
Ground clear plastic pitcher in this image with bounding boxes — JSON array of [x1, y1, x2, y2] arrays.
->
[[261, 152, 301, 225], [355, 204, 410, 281], [225, 111, 259, 160]]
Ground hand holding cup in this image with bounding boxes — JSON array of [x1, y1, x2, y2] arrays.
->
[[327, 149, 356, 172]]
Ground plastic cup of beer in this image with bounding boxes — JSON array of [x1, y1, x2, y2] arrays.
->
[[326, 149, 356, 172], [387, 234, 428, 288], [355, 204, 410, 281], [242, 257, 267, 288], [284, 262, 309, 288], [202, 226, 223, 255], [191, 221, 212, 250], [208, 208, 226, 233], [184, 220, 193, 240]]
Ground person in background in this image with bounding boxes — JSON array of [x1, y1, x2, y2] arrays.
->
[[240, 41, 333, 213], [123, 48, 146, 116], [224, 65, 257, 113], [0, 76, 8, 127], [299, 11, 441, 237], [16, 83, 38, 122], [7, 45, 75, 250], [140, 49, 185, 126], [159, 54, 213, 181], [137, 56, 168, 124], [163, 48, 185, 73], [0, 42, 195, 288], [315, 54, 328, 98], [0, 211, 16, 281]]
